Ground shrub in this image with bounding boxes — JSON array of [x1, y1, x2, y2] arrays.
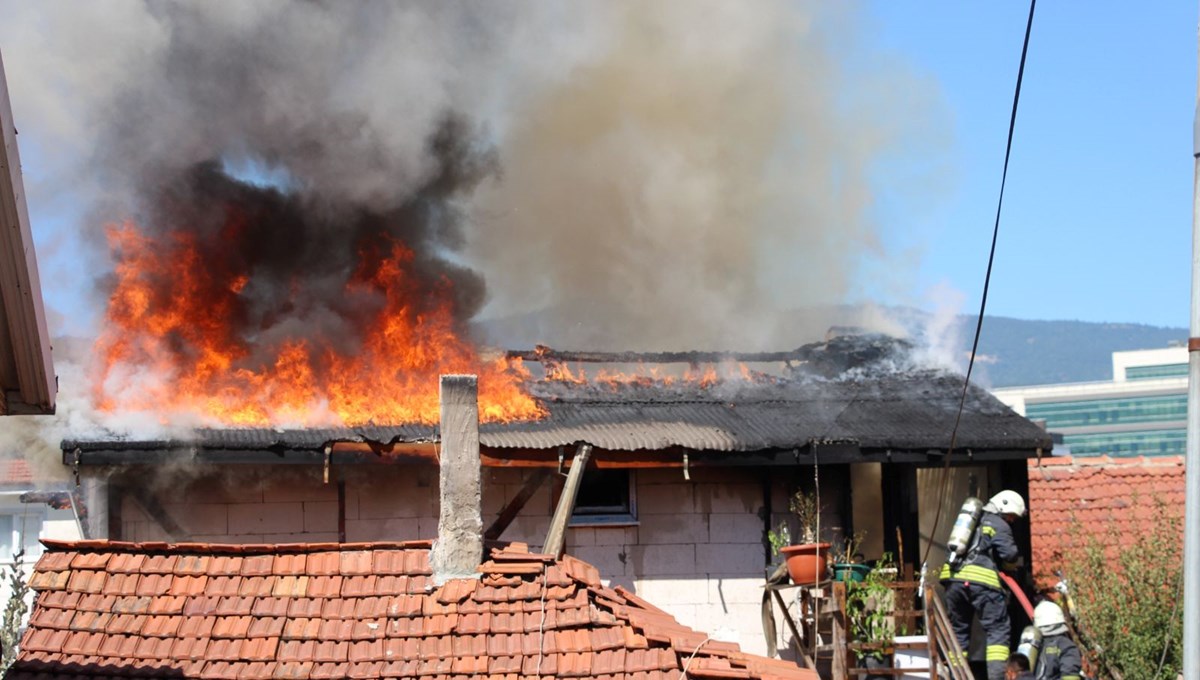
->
[[1061, 499, 1182, 680], [0, 549, 30, 674]]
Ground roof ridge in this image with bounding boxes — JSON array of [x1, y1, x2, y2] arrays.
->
[[39, 538, 437, 555]]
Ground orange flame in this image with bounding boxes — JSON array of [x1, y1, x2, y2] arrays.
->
[[94, 221, 544, 426]]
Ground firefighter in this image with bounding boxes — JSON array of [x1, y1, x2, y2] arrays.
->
[[1006, 654, 1035, 680], [1032, 601, 1082, 680], [940, 490, 1027, 680]]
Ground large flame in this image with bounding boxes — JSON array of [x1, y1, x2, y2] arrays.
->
[[94, 221, 544, 426]]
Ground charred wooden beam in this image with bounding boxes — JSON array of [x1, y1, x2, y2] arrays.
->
[[506, 345, 804, 365]]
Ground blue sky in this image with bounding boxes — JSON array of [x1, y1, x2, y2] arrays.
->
[[864, 1, 1196, 328]]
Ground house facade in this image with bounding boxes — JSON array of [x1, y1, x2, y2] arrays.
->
[[61, 339, 1051, 661]]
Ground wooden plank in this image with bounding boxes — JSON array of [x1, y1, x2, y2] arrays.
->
[[485, 468, 552, 540], [771, 589, 815, 670], [831, 581, 847, 680], [0, 50, 55, 414], [542, 443, 592, 557]]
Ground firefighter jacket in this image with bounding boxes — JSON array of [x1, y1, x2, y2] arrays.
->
[[938, 510, 1019, 590], [1036, 631, 1082, 680]]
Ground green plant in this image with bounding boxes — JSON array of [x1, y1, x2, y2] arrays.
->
[[845, 552, 898, 660], [789, 490, 821, 544], [767, 521, 790, 557], [1061, 497, 1182, 680], [1, 549, 30, 675], [834, 530, 866, 564]]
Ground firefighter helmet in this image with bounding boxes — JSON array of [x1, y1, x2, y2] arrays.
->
[[1033, 601, 1066, 628], [989, 490, 1027, 518]]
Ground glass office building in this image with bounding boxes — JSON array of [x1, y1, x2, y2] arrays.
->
[[992, 347, 1187, 457]]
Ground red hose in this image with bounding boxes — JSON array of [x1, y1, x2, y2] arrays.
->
[[999, 571, 1035, 618]]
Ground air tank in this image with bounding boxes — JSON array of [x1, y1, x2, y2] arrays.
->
[[946, 496, 984, 569], [1016, 625, 1043, 670]]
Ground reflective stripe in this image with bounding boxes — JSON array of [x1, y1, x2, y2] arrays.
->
[[941, 563, 1001, 589], [985, 644, 1009, 661], [1062, 676, 1081, 680], [981, 525, 996, 537]]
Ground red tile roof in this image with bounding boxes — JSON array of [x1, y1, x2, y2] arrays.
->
[[0, 458, 32, 484], [11, 539, 816, 680], [1028, 455, 1184, 585]]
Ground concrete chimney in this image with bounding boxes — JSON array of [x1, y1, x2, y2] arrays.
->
[[430, 374, 482, 586]]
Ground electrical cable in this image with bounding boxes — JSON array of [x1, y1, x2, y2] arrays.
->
[[920, 0, 1038, 571]]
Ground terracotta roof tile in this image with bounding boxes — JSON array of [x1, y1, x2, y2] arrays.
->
[[306, 552, 340, 576], [13, 540, 817, 680], [1028, 456, 1185, 586]]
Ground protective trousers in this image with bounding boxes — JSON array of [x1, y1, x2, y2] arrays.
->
[[942, 580, 1010, 680]]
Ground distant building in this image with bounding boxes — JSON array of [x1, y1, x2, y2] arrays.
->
[[993, 346, 1187, 457]]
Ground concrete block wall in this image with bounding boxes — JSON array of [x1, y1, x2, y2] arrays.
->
[[116, 463, 783, 656]]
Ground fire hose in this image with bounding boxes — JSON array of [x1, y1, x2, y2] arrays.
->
[[999, 571, 1035, 619]]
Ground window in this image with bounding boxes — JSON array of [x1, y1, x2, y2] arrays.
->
[[569, 468, 637, 526], [0, 510, 43, 562]]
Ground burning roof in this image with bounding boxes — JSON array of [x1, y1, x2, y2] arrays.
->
[[65, 335, 1052, 464]]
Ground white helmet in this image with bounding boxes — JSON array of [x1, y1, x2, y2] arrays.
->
[[1034, 601, 1066, 628], [989, 490, 1026, 518]]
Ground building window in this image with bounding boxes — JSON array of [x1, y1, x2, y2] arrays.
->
[[0, 510, 43, 562], [569, 468, 637, 526]]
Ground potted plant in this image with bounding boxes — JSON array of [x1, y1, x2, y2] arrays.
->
[[779, 489, 831, 584], [831, 530, 871, 583], [846, 553, 898, 679], [766, 521, 790, 580]]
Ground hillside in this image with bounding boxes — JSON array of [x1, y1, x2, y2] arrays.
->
[[964, 316, 1186, 388]]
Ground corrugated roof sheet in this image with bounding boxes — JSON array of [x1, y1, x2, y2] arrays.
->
[[11, 539, 816, 680], [64, 370, 1050, 455]]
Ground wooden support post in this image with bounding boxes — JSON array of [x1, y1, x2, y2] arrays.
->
[[430, 375, 482, 585], [485, 469, 552, 540], [124, 486, 187, 542], [542, 442, 592, 558], [771, 589, 815, 670], [832, 581, 847, 680]]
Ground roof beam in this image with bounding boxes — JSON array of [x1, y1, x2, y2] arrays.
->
[[0, 49, 55, 414]]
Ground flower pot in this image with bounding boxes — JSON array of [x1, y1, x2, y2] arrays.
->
[[780, 543, 831, 584], [833, 563, 872, 582], [859, 652, 892, 680]]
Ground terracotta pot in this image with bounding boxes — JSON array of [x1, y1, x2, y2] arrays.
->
[[780, 542, 831, 584]]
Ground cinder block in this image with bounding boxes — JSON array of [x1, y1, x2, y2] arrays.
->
[[636, 512, 708, 545], [357, 481, 429, 520], [193, 534, 265, 543], [263, 532, 339, 543], [345, 517, 421, 542], [262, 469, 337, 503], [181, 473, 262, 504], [593, 525, 637, 546], [566, 527, 596, 548], [695, 544, 765, 575], [567, 546, 627, 583], [708, 513, 765, 544], [692, 602, 764, 654], [636, 482, 693, 515], [228, 502, 305, 535], [634, 577, 709, 606], [694, 483, 761, 514], [706, 576, 768, 605], [303, 501, 339, 533], [624, 544, 696, 577], [483, 468, 524, 486], [167, 503, 228, 536]]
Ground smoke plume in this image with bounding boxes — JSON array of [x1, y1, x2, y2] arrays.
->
[[0, 0, 951, 445]]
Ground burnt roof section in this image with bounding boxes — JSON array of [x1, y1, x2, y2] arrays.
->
[[63, 335, 1052, 459]]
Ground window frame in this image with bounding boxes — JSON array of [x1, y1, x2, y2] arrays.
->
[[567, 468, 638, 527]]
